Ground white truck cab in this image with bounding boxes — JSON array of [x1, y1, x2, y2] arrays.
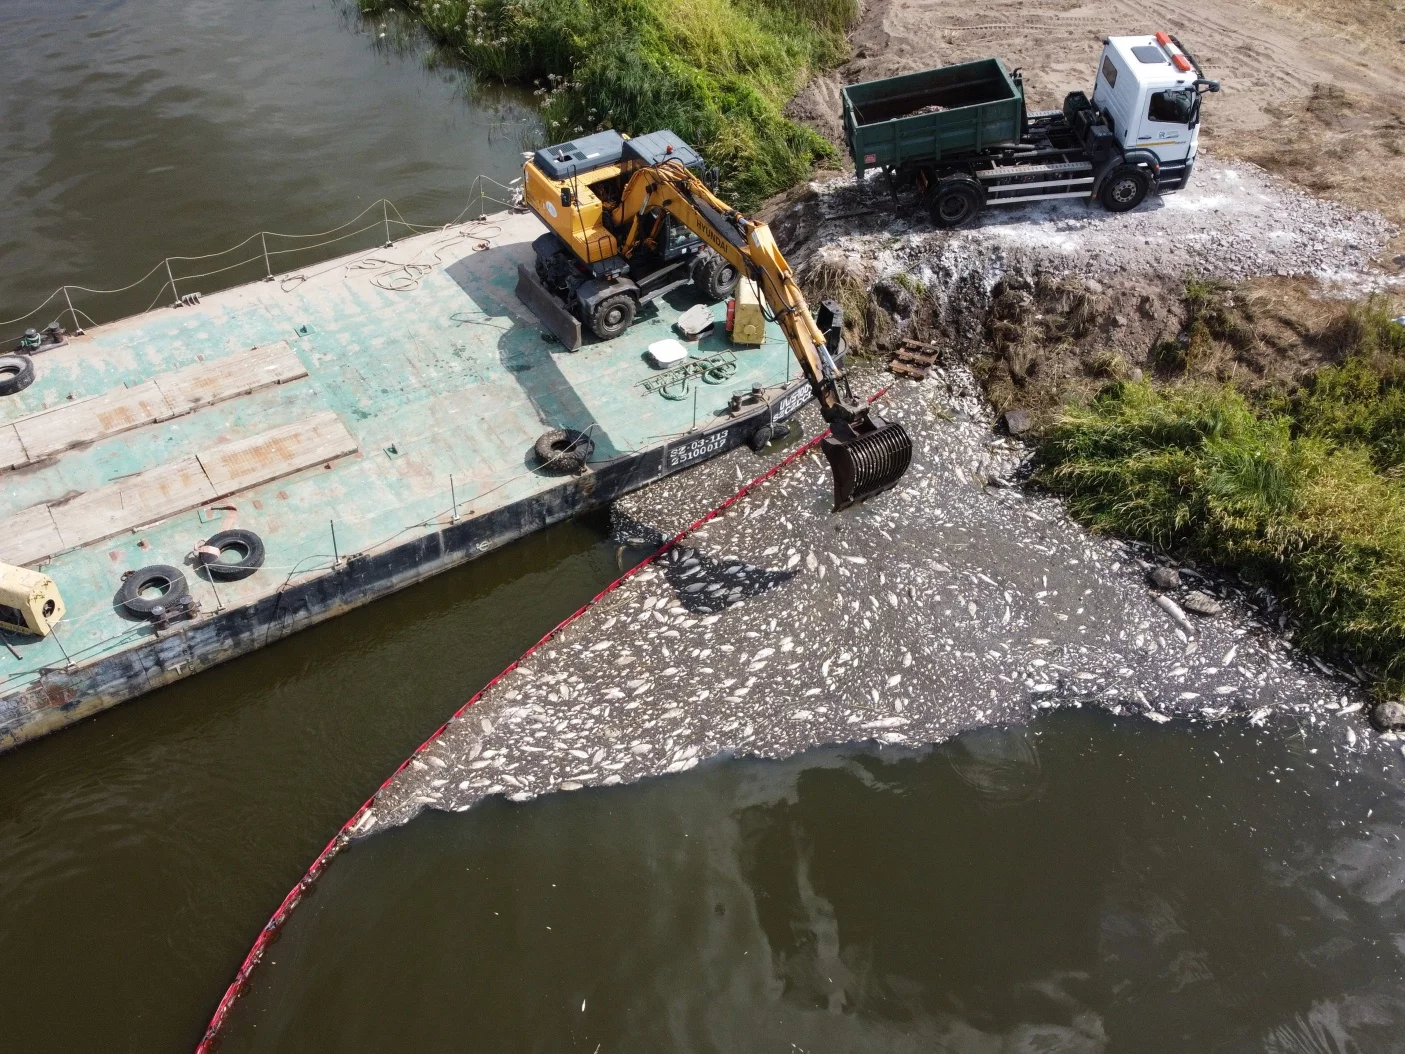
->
[[1092, 34, 1210, 166]]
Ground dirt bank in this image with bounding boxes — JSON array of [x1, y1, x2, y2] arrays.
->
[[789, 0, 1405, 267]]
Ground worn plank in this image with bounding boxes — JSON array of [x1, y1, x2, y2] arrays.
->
[[156, 341, 306, 413], [0, 505, 63, 567], [0, 425, 25, 470], [49, 457, 218, 552], [14, 382, 172, 461], [197, 411, 357, 492]]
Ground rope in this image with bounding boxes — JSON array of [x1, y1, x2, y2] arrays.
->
[[1, 185, 519, 343], [192, 397, 871, 1052]]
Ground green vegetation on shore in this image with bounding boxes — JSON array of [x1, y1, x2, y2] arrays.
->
[[358, 0, 855, 208], [1039, 296, 1405, 693]]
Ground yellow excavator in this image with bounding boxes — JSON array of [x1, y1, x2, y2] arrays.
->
[[514, 129, 912, 511]]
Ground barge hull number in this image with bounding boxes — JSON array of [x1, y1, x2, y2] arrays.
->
[[773, 385, 809, 422], [667, 429, 730, 470]]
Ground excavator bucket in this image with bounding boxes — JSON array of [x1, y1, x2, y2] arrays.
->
[[822, 414, 913, 512]]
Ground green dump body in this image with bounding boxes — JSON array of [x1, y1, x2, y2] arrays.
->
[[842, 58, 1025, 179]]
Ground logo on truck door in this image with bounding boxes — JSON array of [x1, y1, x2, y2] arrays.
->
[[864, 153, 877, 165]]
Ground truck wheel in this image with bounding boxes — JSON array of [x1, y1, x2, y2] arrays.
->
[[590, 294, 636, 339], [1100, 166, 1150, 212], [693, 250, 739, 302], [928, 176, 984, 228]]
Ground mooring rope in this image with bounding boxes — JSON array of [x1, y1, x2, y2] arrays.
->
[[188, 391, 896, 1051], [1, 176, 523, 341]]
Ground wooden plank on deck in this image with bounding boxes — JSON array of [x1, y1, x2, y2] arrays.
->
[[0, 425, 26, 470], [49, 457, 218, 551], [155, 341, 306, 413], [0, 505, 63, 567], [197, 410, 357, 492], [14, 381, 172, 461]]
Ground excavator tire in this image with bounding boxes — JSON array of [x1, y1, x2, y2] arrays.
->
[[692, 250, 739, 303], [590, 294, 637, 340]]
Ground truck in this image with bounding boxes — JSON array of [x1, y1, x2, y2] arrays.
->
[[842, 33, 1220, 227]]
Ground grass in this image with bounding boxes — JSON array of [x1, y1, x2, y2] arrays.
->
[[357, 0, 856, 208], [1038, 298, 1405, 694]]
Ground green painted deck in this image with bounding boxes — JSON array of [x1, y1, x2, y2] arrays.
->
[[0, 210, 801, 732]]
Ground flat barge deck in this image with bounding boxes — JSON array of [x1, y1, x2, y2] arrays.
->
[[0, 209, 816, 751]]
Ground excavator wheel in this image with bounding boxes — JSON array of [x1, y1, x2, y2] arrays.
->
[[590, 294, 637, 340], [822, 415, 913, 512], [692, 250, 739, 302]]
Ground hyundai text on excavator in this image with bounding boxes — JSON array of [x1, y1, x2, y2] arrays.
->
[[513, 129, 912, 512]]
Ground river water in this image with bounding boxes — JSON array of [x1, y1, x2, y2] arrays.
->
[[219, 711, 1405, 1052], [0, 0, 531, 332], [3, 3, 1404, 1053]]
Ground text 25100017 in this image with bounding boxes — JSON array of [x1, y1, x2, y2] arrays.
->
[[667, 429, 730, 470]]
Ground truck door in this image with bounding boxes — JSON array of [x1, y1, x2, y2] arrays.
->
[[1137, 86, 1197, 162], [1091, 50, 1136, 141]]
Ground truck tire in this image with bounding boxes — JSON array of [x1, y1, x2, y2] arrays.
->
[[692, 250, 739, 302], [589, 294, 636, 339], [928, 176, 984, 228], [119, 565, 189, 619], [196, 529, 266, 580], [0, 354, 35, 397], [1100, 166, 1150, 213]]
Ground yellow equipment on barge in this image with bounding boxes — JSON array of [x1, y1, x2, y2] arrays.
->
[[514, 129, 912, 511]]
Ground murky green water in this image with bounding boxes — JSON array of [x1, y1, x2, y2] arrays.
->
[[222, 712, 1405, 1053], [1, 0, 533, 331]]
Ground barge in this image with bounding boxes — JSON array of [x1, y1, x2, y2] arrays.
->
[[0, 208, 820, 751]]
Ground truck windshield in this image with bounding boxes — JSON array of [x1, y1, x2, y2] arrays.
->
[[1148, 88, 1195, 124]]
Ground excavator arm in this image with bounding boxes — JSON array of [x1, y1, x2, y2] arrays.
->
[[616, 160, 912, 511]]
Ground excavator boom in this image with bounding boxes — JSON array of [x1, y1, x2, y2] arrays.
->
[[616, 160, 912, 510]]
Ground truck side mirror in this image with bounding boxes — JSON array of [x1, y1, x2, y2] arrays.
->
[[560, 187, 573, 207]]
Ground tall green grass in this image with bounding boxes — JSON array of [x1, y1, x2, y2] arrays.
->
[[1039, 301, 1405, 693], [359, 0, 855, 208]]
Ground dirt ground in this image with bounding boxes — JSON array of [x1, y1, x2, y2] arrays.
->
[[788, 0, 1405, 268]]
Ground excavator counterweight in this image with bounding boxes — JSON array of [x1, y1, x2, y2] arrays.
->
[[519, 130, 913, 511]]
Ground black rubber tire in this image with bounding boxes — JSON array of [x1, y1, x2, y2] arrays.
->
[[119, 565, 189, 619], [747, 424, 774, 453], [1100, 166, 1151, 213], [0, 354, 35, 397], [928, 176, 984, 228], [196, 528, 266, 580], [534, 428, 595, 473], [692, 250, 739, 302], [589, 294, 637, 340]]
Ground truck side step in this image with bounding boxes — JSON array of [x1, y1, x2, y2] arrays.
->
[[977, 161, 1092, 180], [985, 190, 1091, 206], [987, 177, 1094, 195]]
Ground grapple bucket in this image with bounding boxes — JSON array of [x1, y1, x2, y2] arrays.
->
[[821, 414, 913, 512]]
